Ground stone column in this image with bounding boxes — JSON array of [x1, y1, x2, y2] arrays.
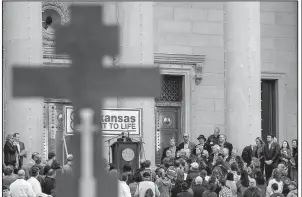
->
[[117, 2, 156, 164], [3, 2, 44, 162], [225, 3, 261, 153]]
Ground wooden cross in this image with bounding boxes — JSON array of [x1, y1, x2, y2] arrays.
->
[[12, 5, 161, 197]]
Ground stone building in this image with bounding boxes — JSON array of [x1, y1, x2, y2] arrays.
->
[[3, 2, 298, 165]]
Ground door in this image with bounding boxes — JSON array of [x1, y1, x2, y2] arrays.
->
[[155, 107, 181, 164], [261, 80, 277, 143]]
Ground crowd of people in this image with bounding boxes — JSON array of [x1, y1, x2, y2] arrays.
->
[[2, 128, 299, 197]]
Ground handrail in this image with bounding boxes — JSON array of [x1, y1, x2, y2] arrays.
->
[[63, 136, 69, 157]]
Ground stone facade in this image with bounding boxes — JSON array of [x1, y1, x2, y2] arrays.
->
[[3, 2, 298, 165]]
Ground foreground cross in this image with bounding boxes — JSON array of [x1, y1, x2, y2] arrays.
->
[[13, 5, 160, 197]]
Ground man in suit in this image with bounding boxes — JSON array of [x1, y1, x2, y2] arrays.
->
[[263, 134, 280, 181], [218, 134, 233, 156], [177, 133, 196, 158], [12, 133, 27, 170], [4, 134, 18, 167], [206, 127, 220, 153], [117, 132, 132, 142]]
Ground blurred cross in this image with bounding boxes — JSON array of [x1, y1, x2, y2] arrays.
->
[[12, 5, 160, 197]]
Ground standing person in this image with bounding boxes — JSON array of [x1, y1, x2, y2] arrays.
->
[[23, 152, 39, 179], [254, 137, 265, 174], [117, 132, 132, 142], [243, 178, 262, 197], [225, 173, 237, 197], [3, 166, 18, 187], [195, 135, 210, 154], [9, 169, 36, 197], [141, 160, 157, 183], [155, 168, 172, 197], [134, 171, 160, 197], [266, 169, 283, 197], [129, 170, 143, 197], [27, 167, 49, 197], [279, 141, 291, 166], [12, 133, 27, 170], [42, 169, 56, 195], [263, 135, 280, 181], [208, 145, 223, 166], [218, 135, 233, 156], [4, 134, 18, 169], [162, 138, 177, 161], [185, 162, 200, 187], [62, 154, 73, 176], [177, 182, 193, 197], [119, 172, 132, 197], [207, 127, 221, 152], [192, 176, 207, 197], [217, 177, 233, 197], [43, 152, 61, 176], [203, 183, 218, 197], [241, 144, 255, 167], [289, 140, 298, 182], [177, 133, 196, 158], [236, 170, 250, 197]]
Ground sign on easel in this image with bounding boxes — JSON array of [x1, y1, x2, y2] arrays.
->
[[64, 106, 142, 136]]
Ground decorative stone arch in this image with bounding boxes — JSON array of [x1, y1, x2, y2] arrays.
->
[[42, 1, 71, 48], [154, 53, 206, 142]]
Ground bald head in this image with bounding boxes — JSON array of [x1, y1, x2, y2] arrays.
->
[[249, 178, 256, 187], [17, 169, 26, 179]]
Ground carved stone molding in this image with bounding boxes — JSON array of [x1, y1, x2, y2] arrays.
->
[[154, 53, 205, 85], [42, 1, 71, 48]]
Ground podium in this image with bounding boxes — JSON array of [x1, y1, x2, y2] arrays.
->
[[110, 141, 141, 172]]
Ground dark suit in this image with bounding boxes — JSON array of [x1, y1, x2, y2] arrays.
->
[[3, 141, 18, 166], [17, 141, 25, 168], [263, 142, 280, 180], [177, 142, 196, 155]]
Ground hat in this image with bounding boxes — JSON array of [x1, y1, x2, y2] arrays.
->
[[289, 181, 297, 188], [190, 162, 199, 169], [197, 135, 206, 141], [195, 176, 203, 184]]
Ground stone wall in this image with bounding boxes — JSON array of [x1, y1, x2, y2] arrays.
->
[[154, 2, 226, 144], [260, 2, 298, 143], [154, 2, 298, 146]]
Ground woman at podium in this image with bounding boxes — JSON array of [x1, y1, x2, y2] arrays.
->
[[117, 132, 132, 142]]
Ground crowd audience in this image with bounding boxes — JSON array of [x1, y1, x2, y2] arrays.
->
[[2, 131, 299, 197]]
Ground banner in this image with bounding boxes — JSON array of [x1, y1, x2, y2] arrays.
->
[[64, 106, 141, 136]]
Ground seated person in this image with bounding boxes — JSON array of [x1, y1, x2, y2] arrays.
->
[[117, 132, 132, 142]]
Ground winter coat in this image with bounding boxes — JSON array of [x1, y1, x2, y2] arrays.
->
[[3, 141, 18, 165], [192, 185, 207, 197], [155, 177, 172, 197], [177, 191, 193, 197], [243, 187, 262, 197], [203, 190, 218, 197]]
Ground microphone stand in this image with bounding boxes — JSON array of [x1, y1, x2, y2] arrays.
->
[[105, 133, 122, 163]]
